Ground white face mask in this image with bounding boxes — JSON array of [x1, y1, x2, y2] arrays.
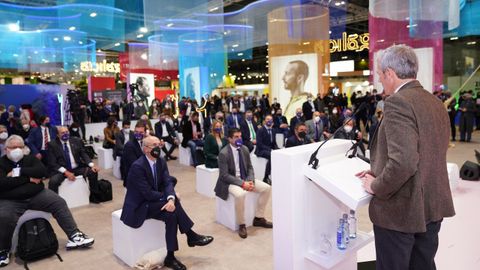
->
[[344, 126, 353, 133], [0, 132, 8, 140], [7, 148, 24, 163], [314, 116, 320, 122], [332, 109, 338, 114], [72, 128, 78, 132], [23, 124, 30, 131]]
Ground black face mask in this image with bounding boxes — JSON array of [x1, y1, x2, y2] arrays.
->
[[298, 131, 307, 139], [150, 146, 161, 159]]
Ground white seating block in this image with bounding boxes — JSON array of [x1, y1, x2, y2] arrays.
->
[[215, 192, 260, 231], [58, 176, 90, 208], [196, 165, 219, 198], [250, 154, 268, 180], [276, 133, 285, 149], [11, 210, 52, 253], [179, 146, 191, 166], [447, 162, 460, 190], [113, 157, 121, 179], [112, 210, 166, 268], [97, 147, 114, 169]]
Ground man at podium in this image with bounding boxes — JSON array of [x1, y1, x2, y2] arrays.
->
[[357, 45, 455, 270]]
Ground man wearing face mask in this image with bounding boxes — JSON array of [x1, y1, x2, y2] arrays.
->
[[122, 122, 148, 187], [215, 128, 272, 239], [113, 120, 132, 162], [286, 123, 311, 148], [26, 115, 57, 166], [289, 108, 305, 136], [0, 105, 19, 134], [0, 135, 94, 266], [273, 109, 289, 138], [255, 115, 278, 184], [226, 107, 243, 129], [305, 111, 325, 142], [181, 112, 204, 167], [46, 127, 100, 202], [0, 125, 8, 157], [121, 136, 213, 270], [240, 110, 258, 153], [302, 94, 315, 121], [13, 119, 31, 140], [154, 113, 178, 161]]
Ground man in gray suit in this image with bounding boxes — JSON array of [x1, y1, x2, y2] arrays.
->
[[357, 45, 455, 270], [305, 111, 325, 142], [214, 128, 272, 239]]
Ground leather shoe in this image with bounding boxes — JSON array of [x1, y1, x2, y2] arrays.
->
[[169, 155, 178, 160], [253, 217, 273, 228], [238, 224, 247, 239], [164, 257, 187, 270], [187, 235, 214, 247]]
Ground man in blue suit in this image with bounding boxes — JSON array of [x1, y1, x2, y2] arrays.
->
[[121, 122, 147, 187], [121, 136, 213, 270], [26, 115, 57, 166], [255, 115, 278, 184], [226, 107, 243, 129]]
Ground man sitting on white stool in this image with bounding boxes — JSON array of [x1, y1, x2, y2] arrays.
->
[[0, 135, 94, 267], [214, 128, 272, 239]]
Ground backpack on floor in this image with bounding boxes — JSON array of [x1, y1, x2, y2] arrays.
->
[[17, 218, 62, 270], [90, 179, 113, 203]]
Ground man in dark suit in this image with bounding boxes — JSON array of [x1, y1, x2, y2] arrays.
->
[[0, 135, 94, 266], [121, 122, 147, 187], [289, 108, 305, 136], [47, 126, 100, 202], [181, 112, 203, 167], [357, 45, 455, 270], [113, 120, 132, 161], [254, 115, 278, 184], [26, 115, 57, 166], [121, 136, 213, 270], [0, 105, 19, 134], [214, 128, 272, 239], [302, 95, 315, 120], [154, 113, 178, 161], [226, 107, 243, 129], [239, 110, 258, 152], [285, 123, 310, 148], [273, 108, 289, 138]]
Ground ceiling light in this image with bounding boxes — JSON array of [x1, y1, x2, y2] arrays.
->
[[63, 36, 71, 41], [141, 53, 148, 60], [69, 26, 76, 31], [341, 56, 348, 59], [137, 34, 144, 38], [209, 6, 219, 12], [242, 59, 245, 62], [237, 53, 244, 56], [162, 59, 168, 63], [335, 2, 341, 6], [166, 23, 174, 27], [97, 49, 101, 52], [53, 37, 59, 41], [467, 41, 476, 45], [8, 23, 20, 32], [139, 27, 148, 33], [450, 36, 458, 40], [13, 54, 18, 57], [232, 44, 239, 48], [90, 12, 97, 17], [114, 42, 121, 46], [78, 41, 83, 44]]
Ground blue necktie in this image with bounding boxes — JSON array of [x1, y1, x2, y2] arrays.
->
[[237, 149, 247, 180], [153, 162, 158, 191], [63, 143, 72, 170]]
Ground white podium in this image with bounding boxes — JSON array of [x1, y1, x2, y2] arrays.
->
[[272, 139, 373, 270]]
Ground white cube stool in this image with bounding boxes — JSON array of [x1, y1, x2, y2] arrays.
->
[[179, 146, 191, 166], [275, 133, 285, 149], [113, 157, 122, 179], [58, 176, 90, 208], [195, 165, 219, 198], [11, 210, 52, 253], [112, 210, 166, 267], [250, 154, 268, 180], [215, 192, 260, 231], [97, 147, 114, 169], [447, 162, 460, 190]]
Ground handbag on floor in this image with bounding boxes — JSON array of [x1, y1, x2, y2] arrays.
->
[[90, 179, 113, 203]]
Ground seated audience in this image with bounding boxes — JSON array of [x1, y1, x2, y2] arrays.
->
[[289, 108, 305, 136], [26, 115, 57, 166], [226, 107, 243, 129], [68, 122, 82, 139], [273, 108, 289, 138], [181, 112, 204, 167], [114, 120, 132, 161], [0, 105, 19, 134], [154, 113, 178, 161], [334, 118, 366, 155], [14, 119, 31, 140], [255, 115, 278, 184], [203, 120, 227, 168], [103, 117, 119, 149], [215, 128, 272, 239], [121, 136, 213, 270], [0, 135, 94, 267], [240, 110, 258, 153], [47, 127, 100, 203], [121, 122, 147, 187], [286, 123, 311, 148], [0, 125, 7, 157], [305, 111, 325, 142]]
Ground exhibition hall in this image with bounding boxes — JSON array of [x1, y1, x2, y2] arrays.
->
[[0, 0, 479, 269]]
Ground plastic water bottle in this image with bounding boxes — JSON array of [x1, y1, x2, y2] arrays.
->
[[349, 210, 357, 239], [343, 213, 350, 245], [336, 219, 347, 250]]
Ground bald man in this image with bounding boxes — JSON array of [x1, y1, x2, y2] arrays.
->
[[121, 136, 213, 270], [47, 126, 100, 202]]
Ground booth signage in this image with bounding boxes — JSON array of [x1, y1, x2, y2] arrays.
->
[[80, 60, 120, 74], [330, 32, 369, 53]]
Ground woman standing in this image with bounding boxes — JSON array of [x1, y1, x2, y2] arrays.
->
[[203, 120, 227, 168]]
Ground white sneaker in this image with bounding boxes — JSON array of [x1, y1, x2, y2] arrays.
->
[[0, 250, 9, 267], [66, 231, 94, 250]]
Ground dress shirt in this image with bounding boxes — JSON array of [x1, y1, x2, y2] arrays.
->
[[41, 126, 50, 150], [146, 156, 175, 201], [247, 120, 256, 140], [394, 79, 414, 94], [229, 144, 241, 178], [161, 122, 169, 137], [58, 141, 94, 173]]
